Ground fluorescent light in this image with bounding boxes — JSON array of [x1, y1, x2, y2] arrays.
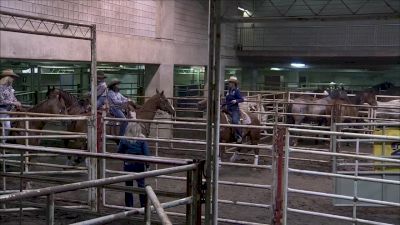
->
[[270, 67, 282, 71], [291, 63, 306, 68]]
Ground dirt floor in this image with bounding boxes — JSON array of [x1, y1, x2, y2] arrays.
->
[[1, 127, 400, 225]]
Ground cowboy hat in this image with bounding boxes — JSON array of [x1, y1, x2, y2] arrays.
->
[[97, 71, 107, 79], [227, 76, 239, 84], [108, 79, 121, 88], [0, 69, 19, 78]]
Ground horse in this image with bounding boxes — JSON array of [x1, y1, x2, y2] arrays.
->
[[135, 89, 176, 137], [12, 94, 67, 145], [289, 89, 376, 146], [375, 100, 400, 120], [197, 99, 261, 165]]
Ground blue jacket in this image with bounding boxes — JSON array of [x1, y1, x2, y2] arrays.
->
[[118, 139, 150, 171], [225, 87, 244, 111]]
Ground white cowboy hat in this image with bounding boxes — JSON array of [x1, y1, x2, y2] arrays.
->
[[0, 69, 19, 78], [227, 76, 239, 84]]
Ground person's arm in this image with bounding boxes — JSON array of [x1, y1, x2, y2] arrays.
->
[[0, 90, 19, 105], [108, 91, 125, 105], [235, 89, 244, 103]]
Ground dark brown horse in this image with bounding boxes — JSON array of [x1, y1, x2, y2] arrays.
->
[[12, 94, 67, 145], [197, 99, 261, 165]]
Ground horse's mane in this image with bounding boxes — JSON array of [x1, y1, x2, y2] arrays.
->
[[58, 89, 79, 106]]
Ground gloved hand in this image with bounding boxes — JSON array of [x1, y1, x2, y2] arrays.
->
[[231, 100, 237, 104]]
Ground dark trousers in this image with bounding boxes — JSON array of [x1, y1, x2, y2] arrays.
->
[[230, 109, 241, 139], [124, 164, 146, 207]]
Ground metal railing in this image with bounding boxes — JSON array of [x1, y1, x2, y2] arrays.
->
[[237, 24, 400, 51], [279, 127, 400, 225]]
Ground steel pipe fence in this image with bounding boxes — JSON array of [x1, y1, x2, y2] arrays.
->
[[280, 127, 400, 225]]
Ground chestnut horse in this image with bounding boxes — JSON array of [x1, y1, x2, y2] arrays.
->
[[197, 99, 261, 165], [12, 94, 67, 145]]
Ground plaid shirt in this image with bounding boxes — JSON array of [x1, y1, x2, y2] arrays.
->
[[0, 84, 18, 106], [107, 90, 128, 108], [97, 81, 107, 97]]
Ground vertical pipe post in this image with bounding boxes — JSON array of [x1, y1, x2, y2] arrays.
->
[[186, 169, 193, 225], [205, 0, 215, 224], [211, 0, 222, 224], [24, 120, 30, 190], [282, 129, 290, 225], [88, 24, 98, 211], [192, 161, 203, 225], [46, 193, 55, 225], [1, 125, 6, 209], [102, 114, 107, 207], [353, 139, 360, 225], [155, 124, 159, 189], [272, 126, 286, 225]]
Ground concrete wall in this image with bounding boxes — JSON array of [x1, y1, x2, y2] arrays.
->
[[0, 0, 212, 98]]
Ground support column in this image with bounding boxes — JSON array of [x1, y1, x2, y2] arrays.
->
[[144, 64, 174, 138]]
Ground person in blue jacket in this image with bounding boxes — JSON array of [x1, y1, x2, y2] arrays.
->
[[225, 76, 244, 143], [118, 123, 149, 208]]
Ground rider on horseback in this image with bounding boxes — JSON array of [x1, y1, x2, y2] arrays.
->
[[225, 76, 244, 144], [0, 69, 21, 143]]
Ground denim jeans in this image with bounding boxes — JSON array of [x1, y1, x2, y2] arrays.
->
[[0, 108, 11, 143], [110, 107, 127, 136], [97, 96, 107, 109], [124, 164, 146, 207], [230, 109, 241, 139]]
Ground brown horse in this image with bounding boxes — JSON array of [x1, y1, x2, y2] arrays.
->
[[12, 94, 67, 145], [135, 89, 176, 136], [197, 99, 261, 165]]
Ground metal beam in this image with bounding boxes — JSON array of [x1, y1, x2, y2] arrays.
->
[[221, 13, 400, 23]]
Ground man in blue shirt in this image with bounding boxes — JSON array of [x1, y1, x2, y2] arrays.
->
[[225, 76, 244, 143], [107, 79, 130, 138]]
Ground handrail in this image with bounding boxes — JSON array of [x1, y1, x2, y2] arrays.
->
[[145, 185, 172, 225], [0, 164, 197, 203]]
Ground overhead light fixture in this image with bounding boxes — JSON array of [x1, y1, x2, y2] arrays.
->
[[237, 6, 252, 17], [270, 67, 282, 71], [291, 63, 306, 68]]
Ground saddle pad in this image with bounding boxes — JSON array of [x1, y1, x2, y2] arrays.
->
[[240, 110, 252, 125]]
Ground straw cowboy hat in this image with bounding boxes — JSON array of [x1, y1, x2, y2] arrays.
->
[[108, 79, 121, 88], [97, 71, 107, 79], [0, 69, 19, 79], [227, 76, 239, 84]]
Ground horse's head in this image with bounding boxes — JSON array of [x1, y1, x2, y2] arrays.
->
[[46, 87, 60, 98], [155, 89, 175, 115], [358, 91, 377, 106], [48, 94, 68, 115], [197, 99, 207, 111]]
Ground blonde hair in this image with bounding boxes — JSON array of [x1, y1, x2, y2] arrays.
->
[[0, 76, 14, 85], [124, 123, 145, 142]]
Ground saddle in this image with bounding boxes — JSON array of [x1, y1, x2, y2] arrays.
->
[[223, 109, 252, 125]]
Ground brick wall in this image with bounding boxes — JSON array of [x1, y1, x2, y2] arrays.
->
[[0, 0, 157, 38], [174, 0, 208, 45]]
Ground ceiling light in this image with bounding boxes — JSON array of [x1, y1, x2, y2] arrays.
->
[[270, 67, 282, 71], [291, 63, 306, 68]]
